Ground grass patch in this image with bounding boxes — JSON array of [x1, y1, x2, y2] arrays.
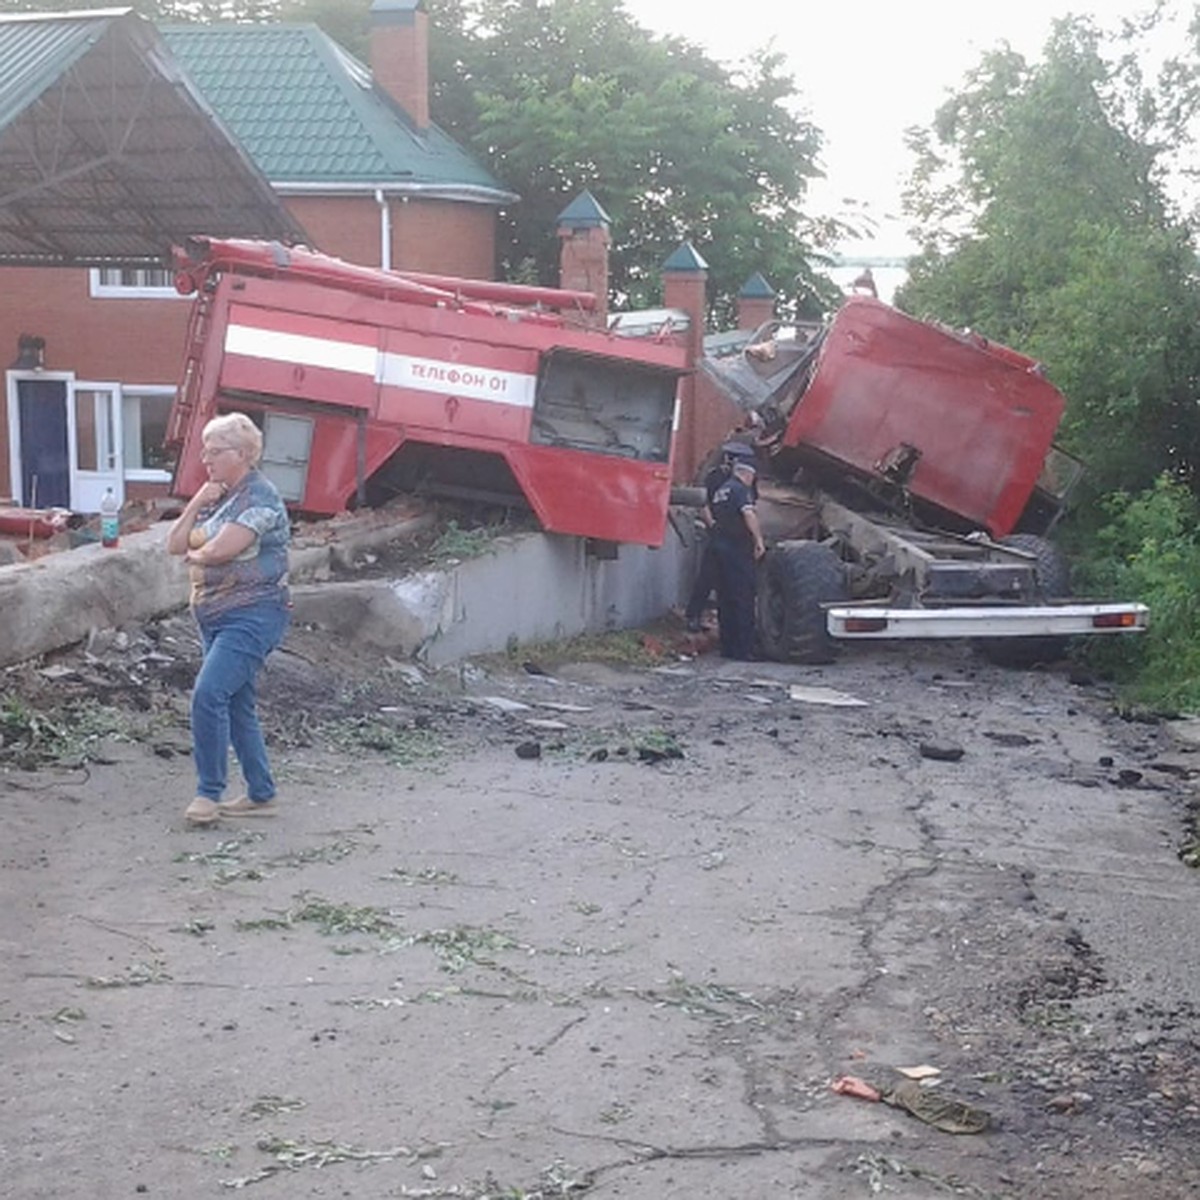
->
[[499, 626, 670, 671], [428, 518, 506, 563]]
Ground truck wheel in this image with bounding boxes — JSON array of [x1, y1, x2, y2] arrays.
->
[[976, 534, 1072, 667], [757, 541, 847, 664]]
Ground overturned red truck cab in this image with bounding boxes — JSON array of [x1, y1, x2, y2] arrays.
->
[[166, 237, 689, 547]]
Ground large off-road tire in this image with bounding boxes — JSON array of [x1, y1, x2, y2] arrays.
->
[[757, 540, 848, 665], [976, 533, 1073, 667]]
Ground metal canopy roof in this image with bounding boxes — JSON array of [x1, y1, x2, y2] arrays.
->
[[0, 9, 305, 268]]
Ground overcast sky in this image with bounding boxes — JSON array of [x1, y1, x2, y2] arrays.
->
[[624, 0, 1188, 255]]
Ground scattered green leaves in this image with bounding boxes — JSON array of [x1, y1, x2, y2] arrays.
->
[[0, 693, 129, 768], [402, 925, 521, 973], [323, 717, 443, 765], [172, 919, 216, 937], [380, 865, 460, 886], [85, 960, 171, 988], [632, 974, 775, 1024], [219, 1135, 416, 1189], [243, 1095, 306, 1121], [268, 840, 359, 868], [235, 893, 396, 939], [174, 832, 266, 868]]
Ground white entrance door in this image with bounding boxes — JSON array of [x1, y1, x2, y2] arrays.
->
[[68, 382, 124, 513]]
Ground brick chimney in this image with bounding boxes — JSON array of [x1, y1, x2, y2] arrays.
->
[[370, 0, 429, 130], [737, 271, 776, 332], [662, 241, 709, 484], [557, 190, 611, 328]]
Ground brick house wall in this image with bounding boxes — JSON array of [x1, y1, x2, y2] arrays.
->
[[0, 195, 498, 505]]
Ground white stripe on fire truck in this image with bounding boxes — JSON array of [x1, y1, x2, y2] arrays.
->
[[223, 325, 538, 408], [379, 352, 536, 408], [225, 323, 377, 375]]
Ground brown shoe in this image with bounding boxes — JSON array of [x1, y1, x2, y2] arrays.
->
[[185, 796, 220, 826], [217, 795, 278, 817]]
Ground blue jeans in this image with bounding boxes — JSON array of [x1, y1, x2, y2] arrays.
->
[[192, 601, 290, 802]]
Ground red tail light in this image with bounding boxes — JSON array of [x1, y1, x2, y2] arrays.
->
[[843, 616, 889, 634], [1092, 611, 1138, 629]]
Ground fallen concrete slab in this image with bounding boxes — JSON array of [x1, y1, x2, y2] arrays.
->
[[0, 510, 697, 669], [0, 525, 187, 669]]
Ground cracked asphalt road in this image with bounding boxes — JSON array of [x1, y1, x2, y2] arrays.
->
[[2, 632, 1198, 1198]]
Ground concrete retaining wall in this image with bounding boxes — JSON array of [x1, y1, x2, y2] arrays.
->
[[290, 520, 695, 666]]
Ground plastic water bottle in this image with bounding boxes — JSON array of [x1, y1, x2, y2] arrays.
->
[[100, 488, 120, 549]]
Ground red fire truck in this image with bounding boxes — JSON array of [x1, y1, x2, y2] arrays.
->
[[166, 237, 689, 547], [166, 238, 1146, 663]]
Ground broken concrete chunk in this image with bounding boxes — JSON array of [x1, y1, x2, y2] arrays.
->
[[37, 664, 80, 681], [919, 740, 965, 762], [984, 731, 1035, 747], [480, 696, 532, 713]]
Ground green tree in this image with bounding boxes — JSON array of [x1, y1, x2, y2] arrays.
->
[[423, 0, 831, 317], [898, 16, 1200, 501]]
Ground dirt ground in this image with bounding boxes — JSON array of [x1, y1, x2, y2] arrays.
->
[[2, 613, 1199, 1199]]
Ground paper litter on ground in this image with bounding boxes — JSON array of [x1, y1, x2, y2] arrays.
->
[[788, 684, 869, 707]]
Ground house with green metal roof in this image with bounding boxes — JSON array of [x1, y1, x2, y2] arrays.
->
[[162, 8, 515, 273], [0, 2, 515, 516]]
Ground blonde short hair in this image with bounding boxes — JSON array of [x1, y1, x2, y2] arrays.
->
[[202, 412, 263, 466]]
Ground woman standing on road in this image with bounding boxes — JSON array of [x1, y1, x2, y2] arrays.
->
[[166, 413, 291, 827]]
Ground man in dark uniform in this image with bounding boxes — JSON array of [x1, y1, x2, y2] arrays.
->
[[684, 440, 755, 632], [709, 455, 767, 660]]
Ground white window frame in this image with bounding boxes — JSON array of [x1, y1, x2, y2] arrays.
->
[[88, 266, 186, 300], [121, 385, 176, 482]]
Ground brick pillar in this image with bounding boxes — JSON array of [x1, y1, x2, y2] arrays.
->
[[370, 0, 429, 130], [557, 190, 611, 329], [662, 242, 709, 485], [737, 271, 776, 332]]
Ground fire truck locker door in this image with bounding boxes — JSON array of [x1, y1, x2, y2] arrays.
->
[[259, 413, 314, 502]]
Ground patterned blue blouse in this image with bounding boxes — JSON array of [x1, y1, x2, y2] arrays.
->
[[189, 469, 290, 620]]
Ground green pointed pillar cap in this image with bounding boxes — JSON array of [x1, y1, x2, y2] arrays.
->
[[739, 271, 775, 298], [557, 190, 611, 229], [663, 241, 708, 272]]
